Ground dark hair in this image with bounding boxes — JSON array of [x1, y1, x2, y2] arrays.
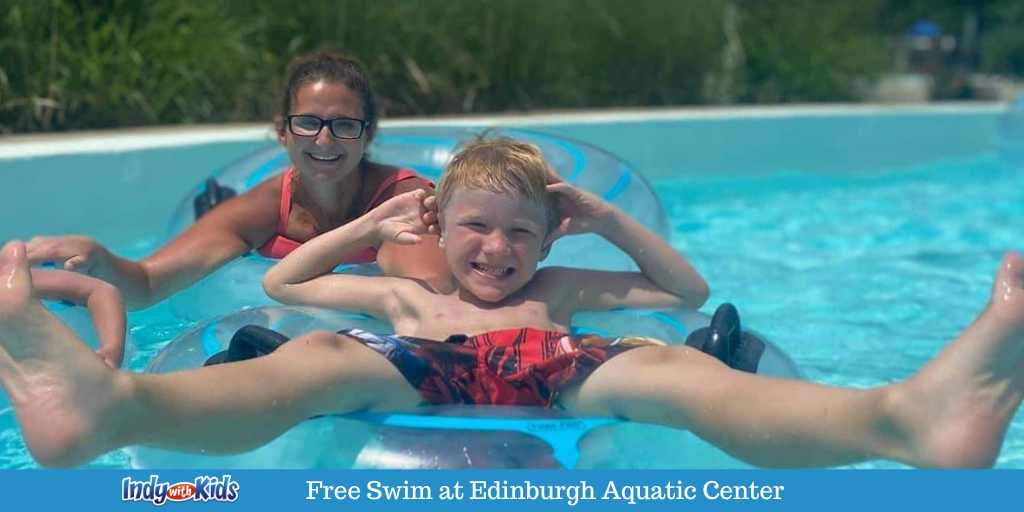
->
[[279, 50, 378, 142]]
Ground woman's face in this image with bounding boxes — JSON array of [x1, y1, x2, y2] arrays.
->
[[278, 80, 369, 185]]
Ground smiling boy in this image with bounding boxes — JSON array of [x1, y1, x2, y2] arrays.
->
[[260, 137, 710, 406]]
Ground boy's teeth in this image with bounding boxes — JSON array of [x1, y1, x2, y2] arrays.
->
[[473, 263, 511, 276]]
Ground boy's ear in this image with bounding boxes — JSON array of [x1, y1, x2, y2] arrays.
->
[[539, 234, 556, 261], [436, 214, 446, 248], [540, 218, 568, 259], [539, 242, 552, 261]]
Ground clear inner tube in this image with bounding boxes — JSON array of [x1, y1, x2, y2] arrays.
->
[[128, 306, 799, 469]]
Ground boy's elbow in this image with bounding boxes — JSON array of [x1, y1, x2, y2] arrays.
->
[[261, 273, 289, 302], [98, 280, 123, 300], [88, 280, 124, 309], [695, 281, 710, 307], [682, 280, 710, 309]]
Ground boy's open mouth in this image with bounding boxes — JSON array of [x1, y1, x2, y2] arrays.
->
[[470, 262, 515, 278]]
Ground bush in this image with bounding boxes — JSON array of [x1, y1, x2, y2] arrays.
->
[[0, 1, 258, 132], [1, 0, 1017, 134], [737, 0, 890, 103]]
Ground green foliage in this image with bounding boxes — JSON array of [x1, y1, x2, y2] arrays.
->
[[980, 1, 1024, 75], [0, 0, 258, 132], [737, 0, 890, 103], [0, 0, 1020, 134]]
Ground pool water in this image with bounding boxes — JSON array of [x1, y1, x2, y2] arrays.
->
[[670, 153, 1024, 468], [1, 125, 1022, 469]]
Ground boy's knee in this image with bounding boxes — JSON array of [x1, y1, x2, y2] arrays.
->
[[622, 345, 710, 369]]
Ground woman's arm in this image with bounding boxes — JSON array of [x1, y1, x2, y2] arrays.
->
[[32, 269, 126, 368], [27, 177, 282, 310]]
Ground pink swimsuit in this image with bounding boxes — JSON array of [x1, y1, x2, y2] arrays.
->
[[257, 167, 426, 261]]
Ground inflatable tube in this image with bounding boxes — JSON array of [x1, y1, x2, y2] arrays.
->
[[0, 301, 137, 409], [128, 306, 799, 469], [166, 128, 667, 322]]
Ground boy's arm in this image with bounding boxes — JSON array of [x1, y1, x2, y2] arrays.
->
[[546, 183, 709, 311], [263, 190, 434, 318], [31, 269, 126, 368]]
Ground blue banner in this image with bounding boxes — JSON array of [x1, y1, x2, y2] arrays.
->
[[0, 469, 1016, 511]]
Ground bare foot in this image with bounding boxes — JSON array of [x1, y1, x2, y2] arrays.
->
[[0, 241, 123, 466], [893, 251, 1024, 467]]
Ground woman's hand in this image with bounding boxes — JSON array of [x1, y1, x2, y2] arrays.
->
[[371, 189, 439, 245], [26, 236, 111, 275], [546, 182, 616, 240]]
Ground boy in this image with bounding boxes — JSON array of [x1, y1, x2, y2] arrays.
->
[[260, 137, 712, 406], [0, 139, 1022, 468]]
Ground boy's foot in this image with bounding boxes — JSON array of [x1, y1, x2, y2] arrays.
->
[[0, 241, 120, 466], [894, 251, 1024, 467]]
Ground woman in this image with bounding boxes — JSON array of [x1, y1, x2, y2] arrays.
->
[[26, 51, 449, 310]]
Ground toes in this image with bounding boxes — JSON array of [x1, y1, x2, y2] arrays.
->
[[994, 252, 1024, 296], [1002, 252, 1024, 283], [0, 241, 31, 284], [1, 240, 27, 266], [0, 241, 34, 315]]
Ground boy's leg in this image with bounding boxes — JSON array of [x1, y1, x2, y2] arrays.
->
[[562, 252, 1024, 468], [0, 241, 418, 467], [126, 330, 420, 455]]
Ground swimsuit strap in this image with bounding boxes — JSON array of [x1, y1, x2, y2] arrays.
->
[[275, 167, 296, 235], [362, 168, 424, 214]]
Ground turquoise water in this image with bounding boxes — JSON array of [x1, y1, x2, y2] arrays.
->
[[1, 126, 1022, 468]]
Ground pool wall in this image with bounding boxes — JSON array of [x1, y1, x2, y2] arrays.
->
[[0, 104, 1006, 246]]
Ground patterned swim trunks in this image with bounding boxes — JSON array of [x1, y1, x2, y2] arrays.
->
[[338, 327, 660, 407]]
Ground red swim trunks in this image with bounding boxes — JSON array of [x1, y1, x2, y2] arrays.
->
[[338, 327, 660, 407]]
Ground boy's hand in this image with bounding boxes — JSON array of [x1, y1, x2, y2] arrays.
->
[[372, 189, 439, 245], [547, 182, 616, 240]]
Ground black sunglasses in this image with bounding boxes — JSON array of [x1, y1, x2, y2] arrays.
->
[[286, 115, 368, 140]]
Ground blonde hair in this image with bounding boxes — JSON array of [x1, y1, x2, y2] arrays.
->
[[437, 137, 558, 230]]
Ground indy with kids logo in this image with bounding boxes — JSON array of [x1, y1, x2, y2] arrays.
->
[[121, 475, 239, 505]]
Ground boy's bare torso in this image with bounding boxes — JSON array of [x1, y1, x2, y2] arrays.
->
[[386, 268, 572, 341]]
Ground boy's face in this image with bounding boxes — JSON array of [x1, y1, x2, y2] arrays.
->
[[438, 188, 550, 303]]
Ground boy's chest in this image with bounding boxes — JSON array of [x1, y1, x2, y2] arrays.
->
[[408, 296, 562, 340]]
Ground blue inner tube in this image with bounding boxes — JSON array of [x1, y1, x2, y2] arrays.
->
[[128, 306, 799, 469], [165, 127, 667, 322]]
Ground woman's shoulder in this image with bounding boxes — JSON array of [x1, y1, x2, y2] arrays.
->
[[243, 168, 288, 203], [366, 162, 425, 181], [365, 163, 432, 199]]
